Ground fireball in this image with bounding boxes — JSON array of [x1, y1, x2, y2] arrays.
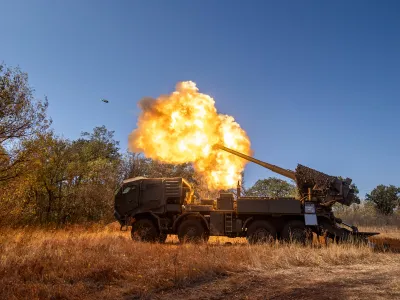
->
[[129, 81, 252, 190]]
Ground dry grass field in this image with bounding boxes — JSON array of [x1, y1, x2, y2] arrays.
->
[[0, 224, 399, 300]]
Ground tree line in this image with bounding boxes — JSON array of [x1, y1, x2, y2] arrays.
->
[[0, 63, 399, 226]]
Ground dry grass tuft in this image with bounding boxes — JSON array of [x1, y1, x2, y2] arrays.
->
[[0, 224, 399, 299]]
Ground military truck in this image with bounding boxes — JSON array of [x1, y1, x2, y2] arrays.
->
[[114, 147, 378, 244]]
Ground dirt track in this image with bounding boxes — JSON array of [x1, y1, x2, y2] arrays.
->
[[151, 263, 400, 300]]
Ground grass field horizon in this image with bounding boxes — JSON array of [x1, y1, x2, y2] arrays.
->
[[1, 223, 399, 299]]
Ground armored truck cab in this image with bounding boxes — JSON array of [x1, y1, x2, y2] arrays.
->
[[114, 177, 214, 243], [114, 177, 192, 227]]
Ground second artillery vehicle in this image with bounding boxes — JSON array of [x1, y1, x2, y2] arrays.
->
[[114, 146, 378, 244]]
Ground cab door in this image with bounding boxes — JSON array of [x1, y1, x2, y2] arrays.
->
[[115, 182, 140, 216]]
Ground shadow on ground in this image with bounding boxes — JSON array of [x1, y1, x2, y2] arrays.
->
[[142, 264, 399, 300]]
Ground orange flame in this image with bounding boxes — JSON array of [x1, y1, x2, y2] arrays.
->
[[129, 81, 252, 190]]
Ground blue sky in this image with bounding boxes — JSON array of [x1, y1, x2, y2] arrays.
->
[[2, 0, 399, 197]]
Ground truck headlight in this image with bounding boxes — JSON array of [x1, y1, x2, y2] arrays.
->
[[304, 202, 316, 214]]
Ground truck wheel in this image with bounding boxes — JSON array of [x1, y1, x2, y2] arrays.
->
[[246, 220, 276, 244], [131, 219, 159, 242], [159, 233, 168, 243], [282, 220, 311, 244], [177, 219, 208, 243]]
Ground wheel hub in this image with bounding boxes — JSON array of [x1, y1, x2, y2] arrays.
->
[[254, 228, 273, 242], [186, 227, 197, 237], [290, 228, 306, 242]]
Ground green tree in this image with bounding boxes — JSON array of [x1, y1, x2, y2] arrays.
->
[[79, 125, 120, 161], [67, 126, 121, 223], [366, 185, 400, 215], [245, 177, 297, 198], [0, 126, 121, 226], [0, 131, 65, 225], [0, 63, 50, 182]]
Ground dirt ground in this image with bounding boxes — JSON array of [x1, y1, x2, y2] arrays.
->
[[151, 263, 400, 300]]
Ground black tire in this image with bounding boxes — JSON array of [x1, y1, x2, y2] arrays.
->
[[282, 220, 311, 244], [246, 220, 276, 244], [177, 219, 208, 243], [159, 233, 168, 243], [131, 219, 159, 242]]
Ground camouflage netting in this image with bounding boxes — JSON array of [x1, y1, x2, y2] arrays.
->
[[295, 164, 335, 192]]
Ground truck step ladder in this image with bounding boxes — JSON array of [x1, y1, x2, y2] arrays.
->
[[225, 213, 233, 233]]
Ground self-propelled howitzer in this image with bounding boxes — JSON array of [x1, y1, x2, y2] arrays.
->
[[216, 145, 359, 207], [114, 147, 378, 245]]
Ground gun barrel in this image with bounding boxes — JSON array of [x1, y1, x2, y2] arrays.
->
[[216, 145, 296, 180]]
